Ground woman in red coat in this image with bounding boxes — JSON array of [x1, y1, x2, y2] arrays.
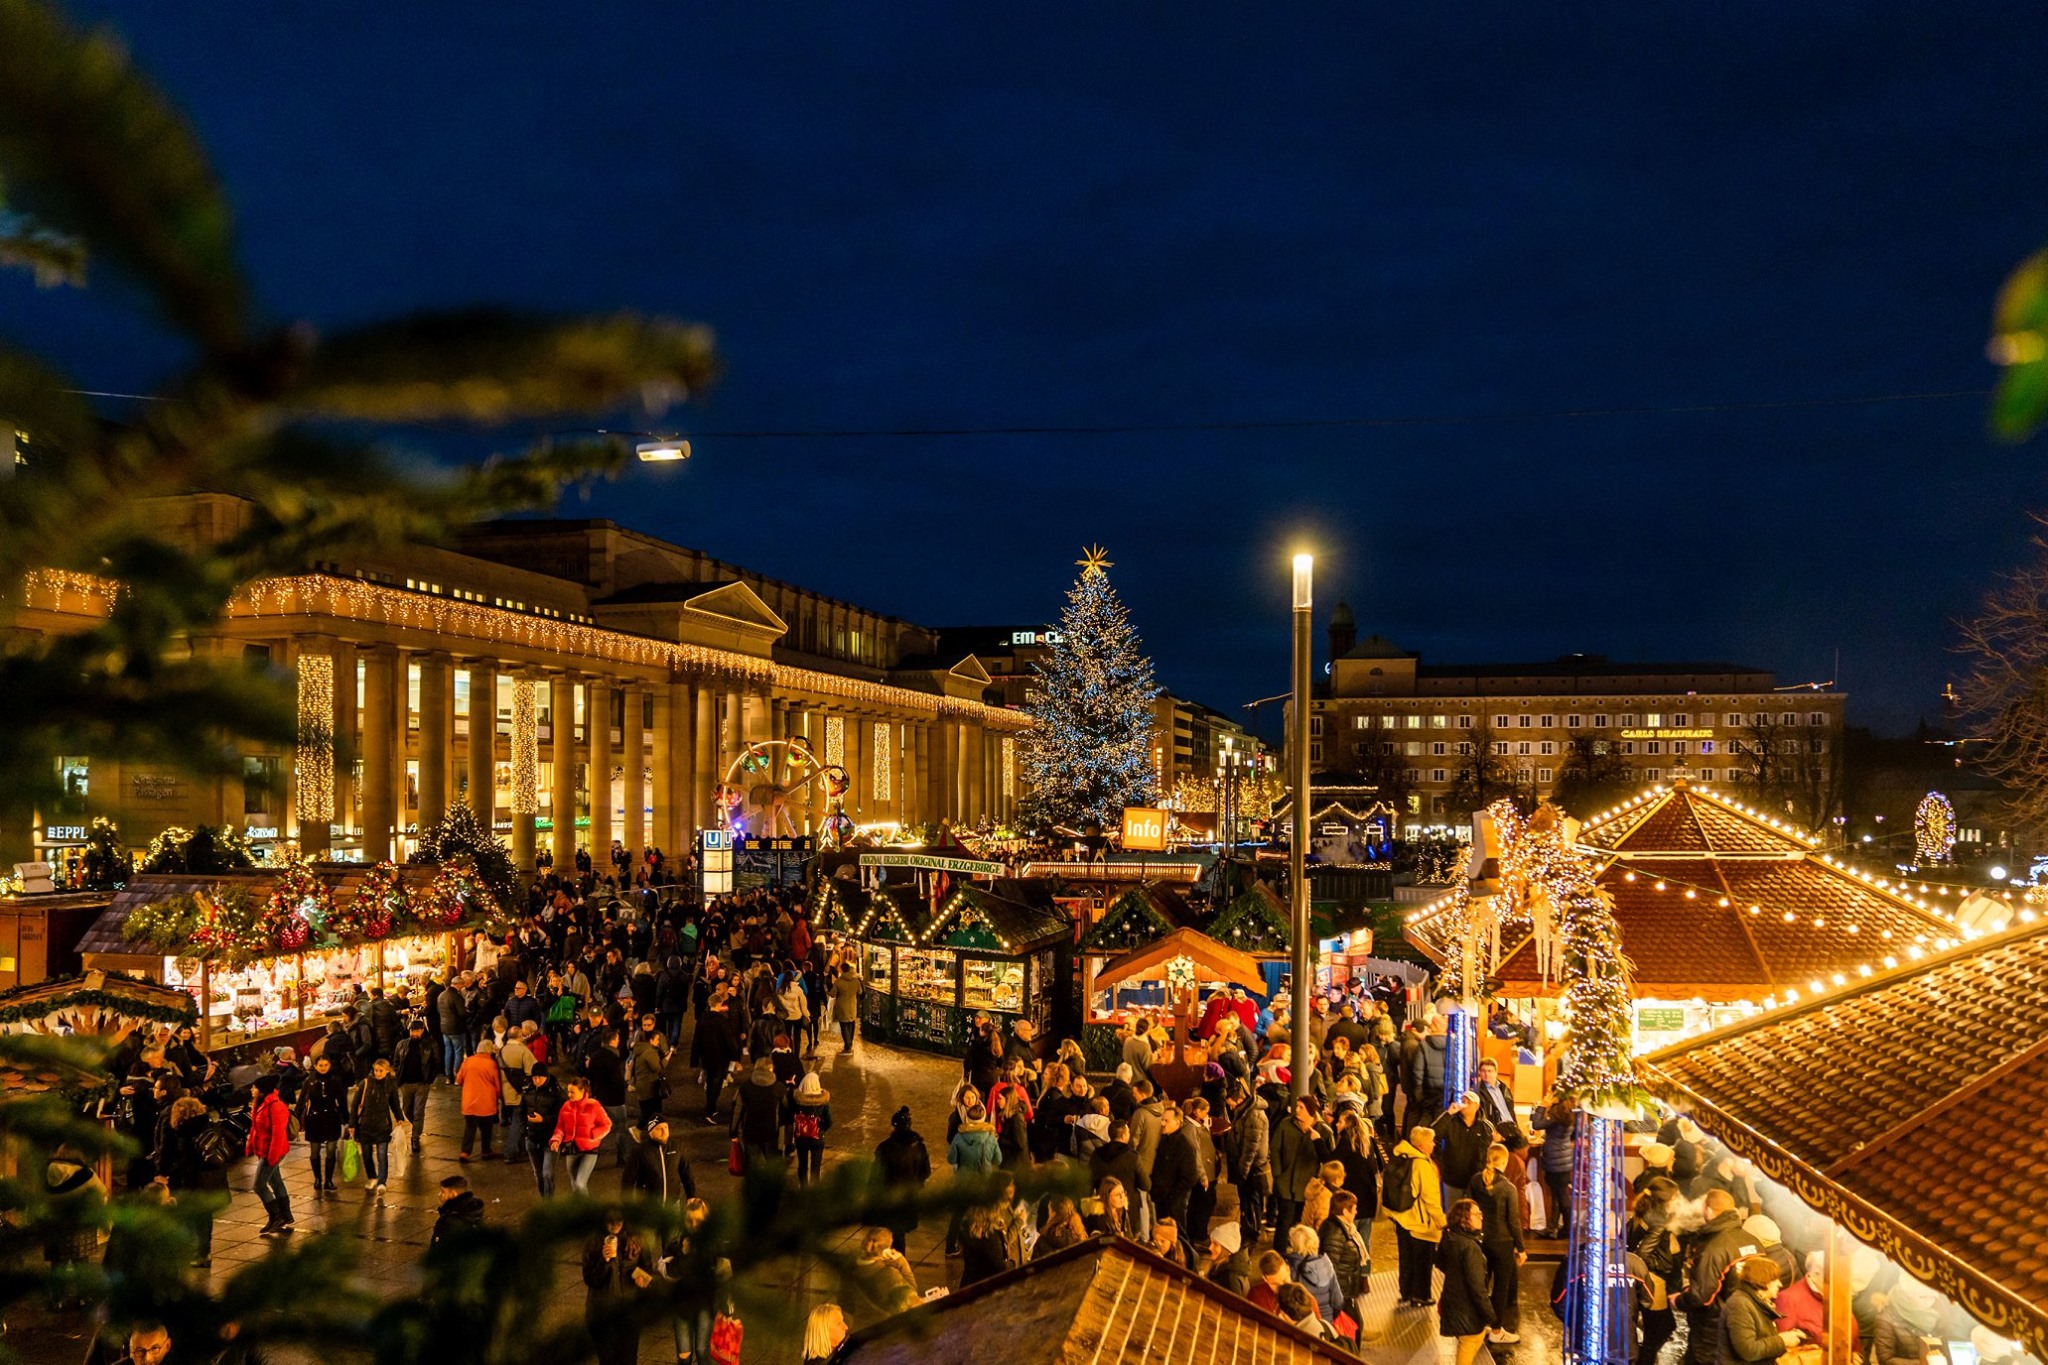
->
[[245, 1076, 294, 1235]]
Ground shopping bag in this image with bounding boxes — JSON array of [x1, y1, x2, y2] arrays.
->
[[1334, 1310, 1359, 1342], [708, 1312, 743, 1365], [339, 1138, 361, 1183], [727, 1138, 745, 1176]]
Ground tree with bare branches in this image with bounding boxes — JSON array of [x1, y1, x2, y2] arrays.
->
[[1956, 518, 2048, 841]]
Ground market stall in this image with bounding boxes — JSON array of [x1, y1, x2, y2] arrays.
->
[[1090, 926, 1264, 1095], [855, 883, 1067, 1055], [77, 860, 489, 1057]]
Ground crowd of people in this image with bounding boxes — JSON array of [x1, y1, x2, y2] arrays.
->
[[87, 858, 1999, 1365]]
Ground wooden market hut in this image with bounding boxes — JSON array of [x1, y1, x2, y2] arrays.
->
[[1403, 777, 1962, 1043], [1640, 917, 2048, 1363], [1093, 926, 1264, 1089], [836, 1233, 1354, 1364], [1208, 880, 1292, 956]]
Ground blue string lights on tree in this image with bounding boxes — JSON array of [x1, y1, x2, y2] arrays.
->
[[1019, 546, 1160, 829]]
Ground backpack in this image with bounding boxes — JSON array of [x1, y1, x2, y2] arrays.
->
[[195, 1122, 236, 1169], [793, 1109, 822, 1142], [1381, 1152, 1417, 1214], [546, 994, 577, 1025]]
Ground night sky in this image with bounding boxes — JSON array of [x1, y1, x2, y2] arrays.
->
[[19, 3, 2048, 734]]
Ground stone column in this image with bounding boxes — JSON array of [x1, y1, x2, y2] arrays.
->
[[550, 673, 578, 869], [850, 714, 872, 825], [665, 680, 695, 853], [722, 685, 744, 772], [293, 641, 335, 858], [588, 678, 613, 864], [962, 720, 987, 826], [334, 643, 357, 845], [921, 720, 937, 826], [418, 652, 451, 830], [510, 672, 538, 871], [360, 645, 398, 863], [466, 662, 496, 828], [693, 685, 717, 832], [677, 680, 700, 841], [621, 685, 646, 857], [651, 684, 677, 858]]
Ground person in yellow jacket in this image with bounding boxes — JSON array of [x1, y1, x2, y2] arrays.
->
[[1387, 1126, 1448, 1307]]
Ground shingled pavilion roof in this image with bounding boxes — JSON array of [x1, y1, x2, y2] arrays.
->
[[1642, 917, 2048, 1360], [1405, 779, 1962, 1001], [837, 1233, 1353, 1364]]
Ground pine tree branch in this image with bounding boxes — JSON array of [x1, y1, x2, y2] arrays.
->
[[0, 0, 248, 354]]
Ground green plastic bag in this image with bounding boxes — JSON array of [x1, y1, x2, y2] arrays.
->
[[339, 1137, 361, 1183]]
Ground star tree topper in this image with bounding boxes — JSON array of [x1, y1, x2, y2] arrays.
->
[[1077, 544, 1114, 576]]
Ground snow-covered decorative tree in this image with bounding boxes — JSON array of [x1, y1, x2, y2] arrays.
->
[[1020, 547, 1160, 829]]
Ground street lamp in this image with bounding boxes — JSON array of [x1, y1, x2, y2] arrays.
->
[[1290, 551, 1313, 1098], [545, 427, 692, 462]]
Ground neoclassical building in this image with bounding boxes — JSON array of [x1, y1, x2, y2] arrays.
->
[[14, 495, 1029, 871]]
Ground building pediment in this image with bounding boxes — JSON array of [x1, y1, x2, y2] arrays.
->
[[680, 581, 787, 638]]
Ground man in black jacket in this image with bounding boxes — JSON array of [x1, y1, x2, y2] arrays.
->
[[1088, 1120, 1143, 1221], [1430, 1091, 1497, 1207], [730, 1058, 786, 1172], [620, 1115, 693, 1205], [1682, 1189, 1758, 1365], [519, 1068, 569, 1195], [429, 1175, 486, 1251], [1147, 1103, 1202, 1236], [392, 1019, 441, 1155]]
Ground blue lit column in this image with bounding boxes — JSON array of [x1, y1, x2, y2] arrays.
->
[[1442, 1002, 1476, 1113], [1565, 1111, 1633, 1365]]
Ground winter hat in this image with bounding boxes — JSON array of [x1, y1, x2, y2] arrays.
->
[[891, 1106, 913, 1131], [1741, 1214, 1781, 1246], [797, 1072, 828, 1102], [751, 1058, 777, 1085], [1209, 1223, 1242, 1255]]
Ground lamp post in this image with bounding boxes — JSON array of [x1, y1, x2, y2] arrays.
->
[[1289, 552, 1313, 1098]]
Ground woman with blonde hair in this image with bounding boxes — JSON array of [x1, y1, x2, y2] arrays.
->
[[801, 1302, 848, 1364]]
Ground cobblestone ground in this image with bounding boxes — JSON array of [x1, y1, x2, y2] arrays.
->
[[10, 1034, 1561, 1364]]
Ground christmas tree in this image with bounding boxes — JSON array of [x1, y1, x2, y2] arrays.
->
[[1021, 547, 1160, 829]]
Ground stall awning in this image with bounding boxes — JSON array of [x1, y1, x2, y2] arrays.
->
[[1642, 918, 2048, 1360], [927, 885, 1067, 953], [863, 885, 933, 945], [1077, 881, 1197, 954], [1094, 926, 1265, 993], [0, 970, 197, 1091]]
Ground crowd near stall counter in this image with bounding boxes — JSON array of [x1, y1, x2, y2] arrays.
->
[[159, 931, 453, 1051]]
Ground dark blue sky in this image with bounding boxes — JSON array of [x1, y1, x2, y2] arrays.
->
[[21, 3, 2048, 731]]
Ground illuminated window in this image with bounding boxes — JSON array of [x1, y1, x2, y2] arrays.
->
[[1537, 768, 1553, 783]]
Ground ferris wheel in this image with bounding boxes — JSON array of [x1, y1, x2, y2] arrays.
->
[[713, 736, 854, 846]]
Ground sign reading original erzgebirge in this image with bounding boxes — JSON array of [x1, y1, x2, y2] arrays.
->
[[858, 852, 1003, 877]]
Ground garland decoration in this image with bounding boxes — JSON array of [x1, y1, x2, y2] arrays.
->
[[418, 857, 495, 929], [257, 859, 328, 954], [185, 887, 261, 965], [331, 860, 406, 941]]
